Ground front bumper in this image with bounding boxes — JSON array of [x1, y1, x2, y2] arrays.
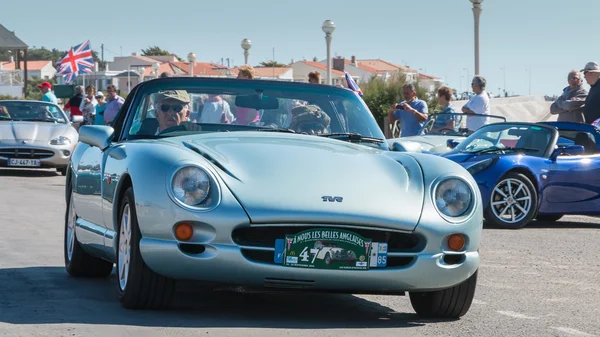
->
[[0, 144, 74, 168], [139, 229, 480, 293]]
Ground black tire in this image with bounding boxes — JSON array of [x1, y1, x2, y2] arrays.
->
[[484, 172, 538, 229], [409, 270, 478, 319], [117, 187, 175, 310], [64, 186, 114, 277], [535, 214, 563, 222]]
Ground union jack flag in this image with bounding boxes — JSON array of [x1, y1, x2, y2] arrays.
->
[[57, 40, 94, 84], [344, 71, 363, 97]]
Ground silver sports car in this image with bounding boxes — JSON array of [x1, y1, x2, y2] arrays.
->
[[0, 100, 82, 175], [65, 77, 483, 318]]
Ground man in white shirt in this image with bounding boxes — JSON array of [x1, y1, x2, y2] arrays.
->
[[462, 75, 490, 131]]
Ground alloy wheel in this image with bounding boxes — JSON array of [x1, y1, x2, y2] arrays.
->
[[118, 204, 132, 291], [490, 178, 532, 224]]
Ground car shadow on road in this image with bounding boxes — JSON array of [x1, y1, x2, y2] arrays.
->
[[0, 168, 59, 178], [0, 266, 448, 329]]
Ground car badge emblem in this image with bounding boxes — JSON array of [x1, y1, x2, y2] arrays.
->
[[322, 196, 343, 202]]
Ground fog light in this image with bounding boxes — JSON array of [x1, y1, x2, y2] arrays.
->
[[447, 234, 466, 251], [174, 223, 193, 241], [62, 150, 71, 156]]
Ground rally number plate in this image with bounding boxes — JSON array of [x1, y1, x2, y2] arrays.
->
[[274, 228, 387, 270]]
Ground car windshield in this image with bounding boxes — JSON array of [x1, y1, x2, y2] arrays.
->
[[124, 80, 386, 148], [0, 101, 67, 123], [450, 123, 554, 157], [419, 113, 506, 136]]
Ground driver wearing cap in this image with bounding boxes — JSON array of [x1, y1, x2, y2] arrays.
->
[[155, 90, 200, 134]]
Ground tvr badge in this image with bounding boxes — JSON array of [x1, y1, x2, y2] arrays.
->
[[322, 196, 343, 202]]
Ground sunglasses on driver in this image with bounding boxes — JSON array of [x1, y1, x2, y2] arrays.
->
[[159, 103, 184, 113]]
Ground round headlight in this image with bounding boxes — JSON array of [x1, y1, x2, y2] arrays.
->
[[435, 178, 472, 217], [172, 166, 211, 206]]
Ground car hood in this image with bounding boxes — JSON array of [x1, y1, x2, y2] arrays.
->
[[443, 152, 499, 166], [0, 121, 71, 143], [168, 133, 425, 231], [387, 135, 465, 153]]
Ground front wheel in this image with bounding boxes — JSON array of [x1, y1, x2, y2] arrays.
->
[[484, 172, 538, 229], [117, 187, 175, 309], [64, 187, 114, 277], [409, 270, 478, 319]]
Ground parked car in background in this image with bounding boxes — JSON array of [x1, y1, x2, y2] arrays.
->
[[64, 77, 482, 318], [387, 113, 506, 154], [0, 100, 83, 175], [442, 121, 600, 229]]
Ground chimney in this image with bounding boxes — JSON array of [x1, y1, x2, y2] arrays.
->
[[132, 52, 137, 56], [351, 55, 356, 66], [313, 56, 318, 62], [333, 57, 345, 72]]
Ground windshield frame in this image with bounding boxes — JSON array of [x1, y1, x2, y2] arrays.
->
[[448, 122, 558, 158], [0, 100, 68, 124], [113, 77, 387, 148], [418, 113, 507, 137]]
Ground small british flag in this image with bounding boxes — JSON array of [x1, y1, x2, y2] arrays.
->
[[57, 40, 94, 83], [344, 71, 363, 97]]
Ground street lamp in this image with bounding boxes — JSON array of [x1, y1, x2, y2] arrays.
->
[[470, 0, 484, 76], [187, 52, 196, 77], [500, 66, 506, 95], [152, 62, 160, 78], [322, 20, 335, 85], [241, 39, 251, 65]]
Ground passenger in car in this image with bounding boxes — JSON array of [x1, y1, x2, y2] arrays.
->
[[199, 95, 235, 124], [288, 105, 331, 135]]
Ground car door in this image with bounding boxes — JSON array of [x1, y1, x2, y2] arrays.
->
[[540, 128, 600, 214], [73, 145, 105, 227]]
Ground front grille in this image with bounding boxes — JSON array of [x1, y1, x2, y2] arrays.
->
[[0, 148, 54, 159], [232, 225, 425, 253]]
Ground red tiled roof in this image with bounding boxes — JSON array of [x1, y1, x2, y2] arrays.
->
[[419, 73, 441, 80], [301, 61, 346, 76], [1, 60, 52, 71], [172, 62, 234, 76], [356, 59, 418, 73], [343, 59, 379, 74], [253, 67, 292, 77]]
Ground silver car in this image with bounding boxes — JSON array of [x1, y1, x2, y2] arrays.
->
[[0, 100, 82, 175], [64, 78, 483, 318]]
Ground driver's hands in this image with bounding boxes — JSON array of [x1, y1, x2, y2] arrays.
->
[[181, 121, 201, 131]]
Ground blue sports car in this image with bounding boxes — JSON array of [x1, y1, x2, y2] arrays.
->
[[443, 121, 600, 229]]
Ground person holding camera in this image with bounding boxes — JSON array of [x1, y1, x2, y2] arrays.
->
[[388, 83, 429, 137]]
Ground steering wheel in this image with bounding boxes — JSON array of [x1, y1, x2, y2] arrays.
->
[[437, 128, 455, 134]]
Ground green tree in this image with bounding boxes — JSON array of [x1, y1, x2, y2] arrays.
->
[[0, 46, 105, 70], [258, 60, 288, 67], [141, 46, 181, 61]]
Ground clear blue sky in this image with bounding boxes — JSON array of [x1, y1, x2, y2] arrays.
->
[[3, 0, 599, 96]]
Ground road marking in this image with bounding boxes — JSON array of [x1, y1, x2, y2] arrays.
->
[[551, 327, 596, 336], [497, 311, 539, 319], [472, 299, 487, 305]]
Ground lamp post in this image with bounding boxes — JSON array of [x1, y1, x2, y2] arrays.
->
[[241, 39, 251, 65], [500, 66, 506, 95], [322, 20, 336, 85], [470, 0, 484, 76], [152, 62, 160, 78], [187, 52, 196, 77]]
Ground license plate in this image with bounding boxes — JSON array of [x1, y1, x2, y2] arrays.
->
[[8, 158, 41, 167], [274, 228, 387, 270]]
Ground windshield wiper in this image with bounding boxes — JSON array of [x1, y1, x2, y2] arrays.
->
[[467, 146, 540, 154], [256, 127, 296, 133], [319, 133, 385, 143]]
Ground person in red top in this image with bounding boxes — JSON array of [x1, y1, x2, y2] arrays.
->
[[64, 86, 85, 117]]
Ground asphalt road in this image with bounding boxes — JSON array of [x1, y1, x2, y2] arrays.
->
[[1, 168, 599, 337]]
